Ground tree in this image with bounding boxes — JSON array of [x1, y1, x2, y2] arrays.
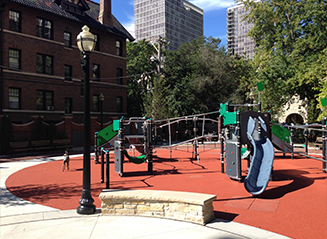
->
[[163, 36, 241, 117], [143, 74, 170, 120], [126, 40, 157, 116], [239, 0, 327, 122]]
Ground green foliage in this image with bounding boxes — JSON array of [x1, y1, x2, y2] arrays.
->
[[238, 0, 327, 122], [163, 36, 242, 117], [143, 74, 170, 120], [0, 115, 15, 154], [126, 39, 158, 116]]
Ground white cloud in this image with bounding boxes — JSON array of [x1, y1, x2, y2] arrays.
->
[[121, 9, 135, 38], [189, 0, 236, 12], [125, 21, 135, 39]]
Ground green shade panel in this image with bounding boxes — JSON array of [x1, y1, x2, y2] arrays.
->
[[321, 97, 327, 107], [257, 81, 265, 91], [96, 122, 118, 146], [113, 120, 120, 132], [220, 102, 227, 116], [223, 112, 237, 126]]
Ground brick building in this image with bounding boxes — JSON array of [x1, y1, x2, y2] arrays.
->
[[0, 0, 133, 149]]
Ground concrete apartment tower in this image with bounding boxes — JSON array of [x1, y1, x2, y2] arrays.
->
[[227, 2, 258, 59], [134, 0, 203, 51]]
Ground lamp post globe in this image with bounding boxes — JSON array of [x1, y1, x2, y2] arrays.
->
[[77, 25, 96, 215], [77, 25, 96, 53]]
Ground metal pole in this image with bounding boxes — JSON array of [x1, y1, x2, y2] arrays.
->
[[258, 91, 261, 112], [304, 126, 308, 158], [220, 116, 224, 173], [77, 53, 95, 215], [236, 111, 242, 181], [168, 119, 172, 158], [322, 117, 326, 173], [94, 132, 98, 164], [291, 127, 294, 160], [100, 99, 103, 129], [147, 119, 153, 173], [101, 147, 104, 183], [106, 150, 110, 189]]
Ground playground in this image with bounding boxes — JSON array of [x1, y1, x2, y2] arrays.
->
[[4, 84, 327, 238], [5, 146, 327, 239]]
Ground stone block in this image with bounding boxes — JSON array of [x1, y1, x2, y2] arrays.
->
[[137, 205, 150, 211], [137, 211, 153, 216], [102, 209, 115, 214], [150, 203, 164, 212], [114, 204, 123, 209], [124, 204, 137, 209], [190, 205, 203, 212], [116, 209, 135, 215]]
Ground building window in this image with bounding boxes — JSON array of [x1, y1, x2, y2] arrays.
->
[[92, 64, 100, 80], [116, 68, 123, 85], [94, 34, 100, 51], [36, 18, 52, 39], [9, 88, 20, 109], [36, 90, 54, 110], [64, 98, 72, 114], [36, 54, 53, 74], [9, 10, 21, 32], [9, 48, 21, 69], [64, 32, 72, 47], [116, 40, 122, 56], [93, 95, 99, 112], [116, 96, 123, 113], [64, 65, 72, 81]]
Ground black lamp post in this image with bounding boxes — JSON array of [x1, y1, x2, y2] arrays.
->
[[76, 25, 96, 215], [99, 93, 104, 129]]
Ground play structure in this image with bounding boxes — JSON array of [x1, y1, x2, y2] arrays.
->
[[219, 101, 275, 195], [268, 97, 327, 174], [93, 84, 327, 195], [113, 117, 153, 177], [154, 112, 220, 161]]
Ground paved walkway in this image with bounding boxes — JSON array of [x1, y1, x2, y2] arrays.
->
[[0, 154, 290, 239]]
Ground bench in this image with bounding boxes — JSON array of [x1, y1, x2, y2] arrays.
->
[[315, 137, 323, 149], [52, 139, 73, 151], [9, 141, 32, 153], [99, 189, 216, 225]]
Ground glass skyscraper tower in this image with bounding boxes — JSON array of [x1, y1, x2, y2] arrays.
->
[[134, 0, 203, 51], [227, 3, 257, 59]]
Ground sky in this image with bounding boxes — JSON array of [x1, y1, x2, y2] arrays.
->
[[103, 0, 238, 47]]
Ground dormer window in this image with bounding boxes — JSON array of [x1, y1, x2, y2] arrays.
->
[[55, 0, 90, 15]]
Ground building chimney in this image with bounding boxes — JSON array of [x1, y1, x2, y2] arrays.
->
[[99, 0, 113, 26]]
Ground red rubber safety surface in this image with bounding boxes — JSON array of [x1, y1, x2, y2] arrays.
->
[[6, 148, 327, 239]]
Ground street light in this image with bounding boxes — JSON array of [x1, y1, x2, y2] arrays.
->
[[76, 25, 96, 215], [99, 93, 104, 129]]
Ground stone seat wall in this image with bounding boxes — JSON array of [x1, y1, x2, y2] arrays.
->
[[99, 189, 217, 225]]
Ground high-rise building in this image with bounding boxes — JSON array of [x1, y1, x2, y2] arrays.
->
[[227, 3, 256, 59], [134, 0, 203, 51]]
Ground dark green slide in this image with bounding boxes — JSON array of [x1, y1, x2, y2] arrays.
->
[[123, 150, 147, 164], [96, 122, 118, 146]]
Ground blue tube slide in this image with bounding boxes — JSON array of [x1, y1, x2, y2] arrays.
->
[[244, 116, 275, 195]]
